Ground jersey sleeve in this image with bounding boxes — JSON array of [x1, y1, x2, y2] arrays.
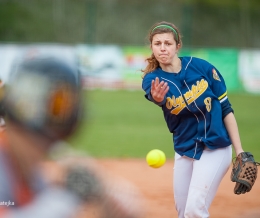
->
[[207, 66, 227, 98], [207, 65, 234, 118], [142, 73, 154, 99]]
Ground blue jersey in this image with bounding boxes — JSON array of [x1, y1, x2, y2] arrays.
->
[[142, 56, 232, 160]]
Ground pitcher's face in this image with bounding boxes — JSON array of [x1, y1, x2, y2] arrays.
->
[[151, 32, 180, 65]]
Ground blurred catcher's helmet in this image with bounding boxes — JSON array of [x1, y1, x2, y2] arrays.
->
[[4, 56, 82, 140]]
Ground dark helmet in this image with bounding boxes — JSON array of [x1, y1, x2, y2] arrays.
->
[[4, 56, 82, 141]]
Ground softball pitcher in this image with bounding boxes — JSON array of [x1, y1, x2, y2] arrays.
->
[[141, 21, 245, 218]]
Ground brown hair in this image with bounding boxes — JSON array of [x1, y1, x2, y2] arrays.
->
[[141, 21, 182, 78]]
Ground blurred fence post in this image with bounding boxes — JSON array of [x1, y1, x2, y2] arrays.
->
[[86, 0, 97, 44], [181, 1, 193, 47], [239, 0, 251, 47]]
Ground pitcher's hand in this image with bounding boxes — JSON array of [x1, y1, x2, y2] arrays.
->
[[151, 77, 169, 103]]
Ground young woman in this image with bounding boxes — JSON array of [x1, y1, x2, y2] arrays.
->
[[141, 21, 244, 217]]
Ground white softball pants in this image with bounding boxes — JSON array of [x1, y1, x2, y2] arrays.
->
[[173, 146, 232, 218]]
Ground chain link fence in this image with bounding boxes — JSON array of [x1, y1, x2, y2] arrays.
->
[[0, 0, 259, 48]]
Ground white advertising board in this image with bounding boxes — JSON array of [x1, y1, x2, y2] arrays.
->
[[239, 50, 260, 93]]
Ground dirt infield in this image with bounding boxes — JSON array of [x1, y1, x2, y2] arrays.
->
[[97, 158, 260, 218]]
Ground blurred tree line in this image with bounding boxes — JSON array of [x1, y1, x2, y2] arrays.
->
[[0, 0, 259, 48]]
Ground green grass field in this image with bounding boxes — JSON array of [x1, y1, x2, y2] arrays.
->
[[68, 90, 260, 161]]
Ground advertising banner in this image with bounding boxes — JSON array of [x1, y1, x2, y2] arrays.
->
[[239, 50, 260, 93], [180, 48, 241, 92], [122, 46, 150, 89], [76, 44, 126, 89], [0, 44, 20, 83], [0, 44, 77, 84], [1, 44, 258, 94]]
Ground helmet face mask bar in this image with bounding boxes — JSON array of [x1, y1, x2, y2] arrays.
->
[[4, 56, 82, 141]]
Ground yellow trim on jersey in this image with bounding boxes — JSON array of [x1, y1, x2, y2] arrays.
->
[[218, 91, 227, 100]]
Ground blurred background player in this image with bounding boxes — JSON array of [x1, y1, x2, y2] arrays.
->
[[0, 56, 143, 218], [0, 79, 6, 130]]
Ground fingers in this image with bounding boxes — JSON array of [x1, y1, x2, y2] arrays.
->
[[160, 81, 169, 92], [151, 77, 167, 91], [151, 77, 169, 103], [241, 184, 248, 194], [154, 77, 160, 86], [235, 183, 249, 195], [151, 77, 159, 91]]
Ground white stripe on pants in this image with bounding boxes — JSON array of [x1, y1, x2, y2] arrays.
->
[[173, 146, 232, 218]]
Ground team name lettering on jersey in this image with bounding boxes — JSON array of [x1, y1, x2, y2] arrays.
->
[[166, 79, 208, 115]]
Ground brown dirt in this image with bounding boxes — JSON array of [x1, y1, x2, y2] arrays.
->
[[97, 158, 260, 218]]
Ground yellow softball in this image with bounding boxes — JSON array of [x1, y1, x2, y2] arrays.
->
[[146, 149, 166, 168]]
